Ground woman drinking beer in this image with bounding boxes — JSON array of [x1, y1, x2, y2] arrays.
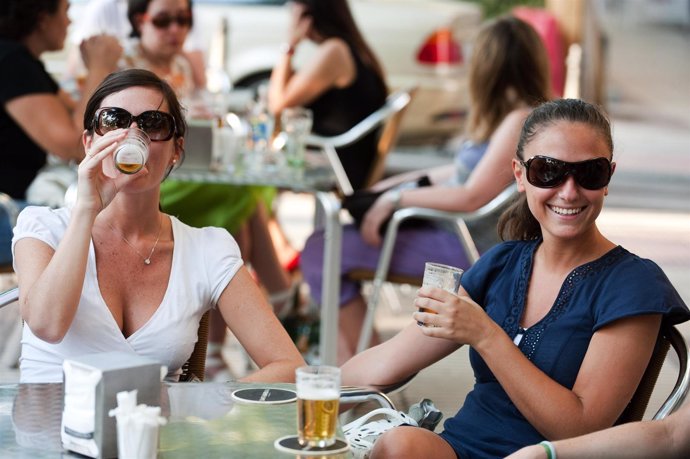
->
[[11, 69, 305, 383]]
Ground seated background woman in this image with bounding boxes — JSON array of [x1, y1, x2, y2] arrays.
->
[[341, 98, 690, 458], [267, 0, 388, 191], [12, 69, 304, 383], [301, 16, 552, 364]]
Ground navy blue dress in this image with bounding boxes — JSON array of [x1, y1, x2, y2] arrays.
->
[[439, 240, 690, 459]]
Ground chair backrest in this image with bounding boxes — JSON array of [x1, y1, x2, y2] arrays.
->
[[1, 287, 210, 382], [306, 86, 417, 196], [363, 86, 418, 188], [616, 324, 690, 423], [178, 310, 211, 382]]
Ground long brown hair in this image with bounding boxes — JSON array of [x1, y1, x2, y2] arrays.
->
[[497, 98, 614, 241], [292, 0, 386, 86], [467, 15, 552, 142]]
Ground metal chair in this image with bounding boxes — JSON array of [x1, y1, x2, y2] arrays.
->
[[351, 183, 519, 353], [0, 192, 19, 274], [0, 287, 211, 382], [616, 323, 690, 422], [306, 86, 417, 196]]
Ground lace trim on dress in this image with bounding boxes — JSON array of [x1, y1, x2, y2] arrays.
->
[[503, 242, 626, 360]]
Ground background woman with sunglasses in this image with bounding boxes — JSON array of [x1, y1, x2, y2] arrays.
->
[[300, 16, 552, 364], [11, 68, 304, 384], [0, 0, 121, 265], [123, 0, 299, 378], [341, 99, 689, 459]]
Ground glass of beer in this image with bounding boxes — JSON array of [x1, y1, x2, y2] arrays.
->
[[295, 365, 340, 448], [114, 127, 150, 174], [418, 262, 464, 326]]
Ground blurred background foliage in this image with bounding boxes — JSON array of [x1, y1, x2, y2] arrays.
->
[[463, 0, 545, 18]]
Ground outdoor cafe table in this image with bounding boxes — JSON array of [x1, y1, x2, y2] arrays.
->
[[169, 150, 344, 366], [0, 382, 351, 458]]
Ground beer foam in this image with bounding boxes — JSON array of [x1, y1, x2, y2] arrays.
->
[[296, 387, 339, 400]]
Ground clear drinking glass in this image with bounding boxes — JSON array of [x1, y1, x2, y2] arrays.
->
[[114, 128, 150, 174], [418, 262, 464, 326], [295, 365, 340, 447], [281, 107, 313, 169]]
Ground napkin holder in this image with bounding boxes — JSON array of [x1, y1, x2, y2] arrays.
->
[[61, 351, 163, 458]]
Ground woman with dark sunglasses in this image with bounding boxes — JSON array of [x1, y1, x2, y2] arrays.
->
[[11, 69, 305, 384], [124, 0, 197, 99], [341, 99, 689, 459], [0, 0, 121, 265]]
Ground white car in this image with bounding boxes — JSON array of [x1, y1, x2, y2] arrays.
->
[[64, 0, 482, 143]]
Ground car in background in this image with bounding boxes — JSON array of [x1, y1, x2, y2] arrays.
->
[[63, 0, 483, 144]]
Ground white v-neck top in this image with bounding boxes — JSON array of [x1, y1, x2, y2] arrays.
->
[[12, 206, 242, 383]]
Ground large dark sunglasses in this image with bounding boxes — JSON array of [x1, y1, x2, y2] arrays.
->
[[93, 107, 177, 141], [520, 155, 613, 190], [145, 12, 192, 29]]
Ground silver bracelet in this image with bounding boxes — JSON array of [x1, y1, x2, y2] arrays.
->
[[383, 189, 402, 210]]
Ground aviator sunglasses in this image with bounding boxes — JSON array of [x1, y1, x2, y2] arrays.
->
[[144, 11, 193, 29], [93, 107, 177, 141], [520, 155, 613, 190]]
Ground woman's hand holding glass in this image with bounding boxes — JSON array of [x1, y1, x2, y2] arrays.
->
[[77, 129, 135, 213], [412, 286, 498, 348]]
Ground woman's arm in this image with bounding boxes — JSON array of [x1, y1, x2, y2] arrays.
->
[[5, 35, 120, 161], [360, 108, 529, 246], [268, 3, 354, 114], [341, 321, 460, 389], [217, 267, 305, 382], [415, 286, 662, 440], [506, 401, 690, 459], [14, 129, 129, 342]]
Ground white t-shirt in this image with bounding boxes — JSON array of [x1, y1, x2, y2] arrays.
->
[[69, 0, 204, 51], [12, 206, 242, 383]]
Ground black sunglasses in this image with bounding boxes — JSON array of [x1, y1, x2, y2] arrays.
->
[[146, 12, 193, 29], [93, 107, 177, 141], [520, 155, 612, 190]]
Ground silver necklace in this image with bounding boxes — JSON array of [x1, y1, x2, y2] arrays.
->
[[106, 214, 163, 265]]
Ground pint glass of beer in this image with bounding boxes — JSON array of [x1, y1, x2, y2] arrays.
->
[[418, 262, 464, 326], [295, 365, 340, 447]]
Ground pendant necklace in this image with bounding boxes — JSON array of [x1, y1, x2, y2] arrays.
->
[[106, 214, 163, 265]]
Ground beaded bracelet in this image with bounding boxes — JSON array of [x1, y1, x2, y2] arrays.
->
[[539, 440, 557, 459]]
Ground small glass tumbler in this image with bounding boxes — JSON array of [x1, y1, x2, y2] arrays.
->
[[295, 365, 340, 448], [281, 107, 313, 169], [114, 127, 150, 174], [418, 262, 464, 326]]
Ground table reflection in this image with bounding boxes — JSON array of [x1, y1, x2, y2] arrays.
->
[[1, 383, 350, 458]]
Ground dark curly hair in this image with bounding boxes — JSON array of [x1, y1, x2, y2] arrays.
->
[[0, 0, 60, 41]]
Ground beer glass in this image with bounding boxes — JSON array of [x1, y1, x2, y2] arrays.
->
[[295, 365, 340, 447], [114, 128, 150, 174], [418, 262, 464, 326]]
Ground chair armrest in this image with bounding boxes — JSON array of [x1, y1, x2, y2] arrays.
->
[[0, 287, 19, 309], [305, 88, 414, 150], [0, 192, 20, 227], [340, 386, 396, 410], [653, 326, 690, 420]]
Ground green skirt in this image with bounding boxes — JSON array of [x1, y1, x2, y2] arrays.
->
[[160, 181, 276, 236]]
